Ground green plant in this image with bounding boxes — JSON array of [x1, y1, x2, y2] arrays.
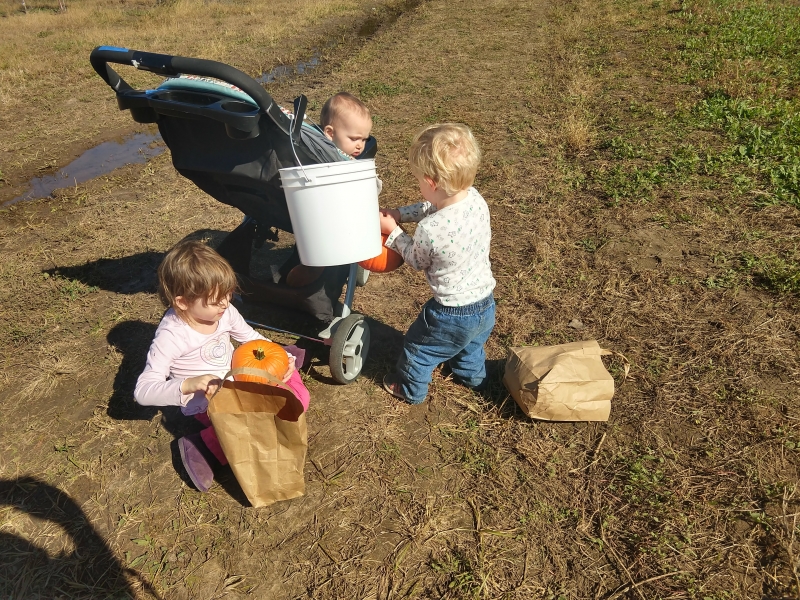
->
[[431, 551, 480, 595], [703, 269, 739, 289], [603, 135, 646, 159], [576, 237, 606, 252], [598, 164, 663, 203], [57, 276, 98, 300]]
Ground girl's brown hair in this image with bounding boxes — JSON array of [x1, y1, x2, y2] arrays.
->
[[157, 240, 237, 310]]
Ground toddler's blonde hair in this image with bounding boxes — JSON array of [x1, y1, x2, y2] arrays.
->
[[320, 92, 371, 127], [157, 240, 237, 311], [409, 123, 481, 196]]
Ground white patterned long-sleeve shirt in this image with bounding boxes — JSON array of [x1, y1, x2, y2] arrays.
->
[[384, 187, 496, 307]]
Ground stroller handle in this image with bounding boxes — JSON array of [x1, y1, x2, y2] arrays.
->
[[90, 46, 292, 134]]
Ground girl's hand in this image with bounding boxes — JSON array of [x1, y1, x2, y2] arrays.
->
[[282, 354, 296, 383], [379, 208, 400, 234], [181, 374, 222, 398]]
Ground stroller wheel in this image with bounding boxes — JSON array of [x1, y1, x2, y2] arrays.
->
[[329, 314, 370, 384], [355, 266, 370, 287]]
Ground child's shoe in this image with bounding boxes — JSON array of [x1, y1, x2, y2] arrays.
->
[[383, 374, 423, 404], [178, 433, 217, 492], [283, 345, 307, 369]]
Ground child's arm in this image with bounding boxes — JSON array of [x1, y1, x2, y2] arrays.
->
[[181, 375, 222, 399], [134, 329, 202, 407], [385, 223, 434, 272], [398, 202, 436, 223], [379, 202, 436, 229], [228, 305, 269, 344]]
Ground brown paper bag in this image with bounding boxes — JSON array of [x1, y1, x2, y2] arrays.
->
[[503, 340, 622, 422], [207, 369, 307, 508]]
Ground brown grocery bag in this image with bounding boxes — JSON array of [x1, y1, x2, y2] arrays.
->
[[503, 340, 625, 422], [207, 368, 307, 508]]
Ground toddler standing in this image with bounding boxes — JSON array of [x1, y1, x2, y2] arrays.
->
[[379, 123, 496, 404], [134, 240, 310, 492]]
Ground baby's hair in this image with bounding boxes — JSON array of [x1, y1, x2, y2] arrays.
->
[[320, 92, 371, 128], [157, 240, 237, 310], [408, 123, 481, 196]]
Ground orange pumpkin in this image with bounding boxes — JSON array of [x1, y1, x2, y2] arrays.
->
[[231, 340, 289, 383], [358, 234, 404, 273]]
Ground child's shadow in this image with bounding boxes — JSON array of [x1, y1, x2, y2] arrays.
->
[[106, 320, 249, 505]]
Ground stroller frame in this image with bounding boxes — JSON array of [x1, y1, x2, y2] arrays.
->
[[90, 46, 375, 384]]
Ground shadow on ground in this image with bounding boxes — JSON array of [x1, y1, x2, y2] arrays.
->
[[0, 476, 160, 599], [43, 230, 235, 295]]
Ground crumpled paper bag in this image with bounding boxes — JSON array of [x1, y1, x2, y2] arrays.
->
[[208, 370, 307, 507], [503, 340, 621, 422]]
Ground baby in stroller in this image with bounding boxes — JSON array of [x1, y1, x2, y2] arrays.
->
[[320, 91, 374, 159], [90, 47, 378, 385], [285, 91, 378, 287]]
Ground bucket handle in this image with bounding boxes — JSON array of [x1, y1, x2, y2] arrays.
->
[[289, 95, 314, 184]]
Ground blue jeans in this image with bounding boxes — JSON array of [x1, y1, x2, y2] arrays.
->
[[396, 294, 495, 403]]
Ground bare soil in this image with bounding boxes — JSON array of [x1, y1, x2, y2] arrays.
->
[[1, 0, 799, 599]]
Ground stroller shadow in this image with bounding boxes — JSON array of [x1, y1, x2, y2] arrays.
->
[[44, 229, 246, 295], [47, 250, 163, 295], [0, 476, 160, 599]]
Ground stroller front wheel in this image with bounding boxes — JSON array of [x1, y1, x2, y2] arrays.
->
[[329, 314, 370, 384]]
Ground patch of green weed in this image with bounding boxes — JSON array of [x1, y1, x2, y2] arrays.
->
[[576, 237, 606, 252], [682, 1, 800, 88], [664, 144, 701, 180], [598, 164, 663, 203], [602, 136, 648, 159], [431, 551, 480, 596], [740, 252, 800, 295], [695, 92, 800, 206], [703, 268, 739, 289], [55, 275, 99, 301], [597, 1, 800, 208]]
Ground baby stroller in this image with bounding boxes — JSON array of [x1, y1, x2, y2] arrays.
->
[[90, 46, 375, 384]]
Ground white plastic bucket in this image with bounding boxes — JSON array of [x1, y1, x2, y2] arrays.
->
[[279, 159, 382, 267]]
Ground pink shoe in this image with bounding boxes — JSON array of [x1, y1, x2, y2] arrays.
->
[[178, 433, 215, 492]]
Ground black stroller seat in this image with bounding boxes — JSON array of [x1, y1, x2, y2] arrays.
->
[[90, 47, 375, 383]]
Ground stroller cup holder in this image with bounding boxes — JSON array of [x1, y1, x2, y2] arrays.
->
[[90, 45, 379, 384]]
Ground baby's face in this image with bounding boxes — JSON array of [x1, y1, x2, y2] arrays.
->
[[324, 112, 372, 157]]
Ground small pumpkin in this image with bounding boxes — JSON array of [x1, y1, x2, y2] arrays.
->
[[232, 340, 289, 384], [358, 234, 404, 273]]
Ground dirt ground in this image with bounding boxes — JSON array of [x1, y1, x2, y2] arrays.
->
[[1, 0, 799, 598]]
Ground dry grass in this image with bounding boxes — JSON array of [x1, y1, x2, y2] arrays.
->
[[1, 0, 799, 598], [0, 0, 404, 194], [561, 111, 595, 155]]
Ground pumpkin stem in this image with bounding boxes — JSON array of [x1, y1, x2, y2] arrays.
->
[[253, 347, 265, 361]]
